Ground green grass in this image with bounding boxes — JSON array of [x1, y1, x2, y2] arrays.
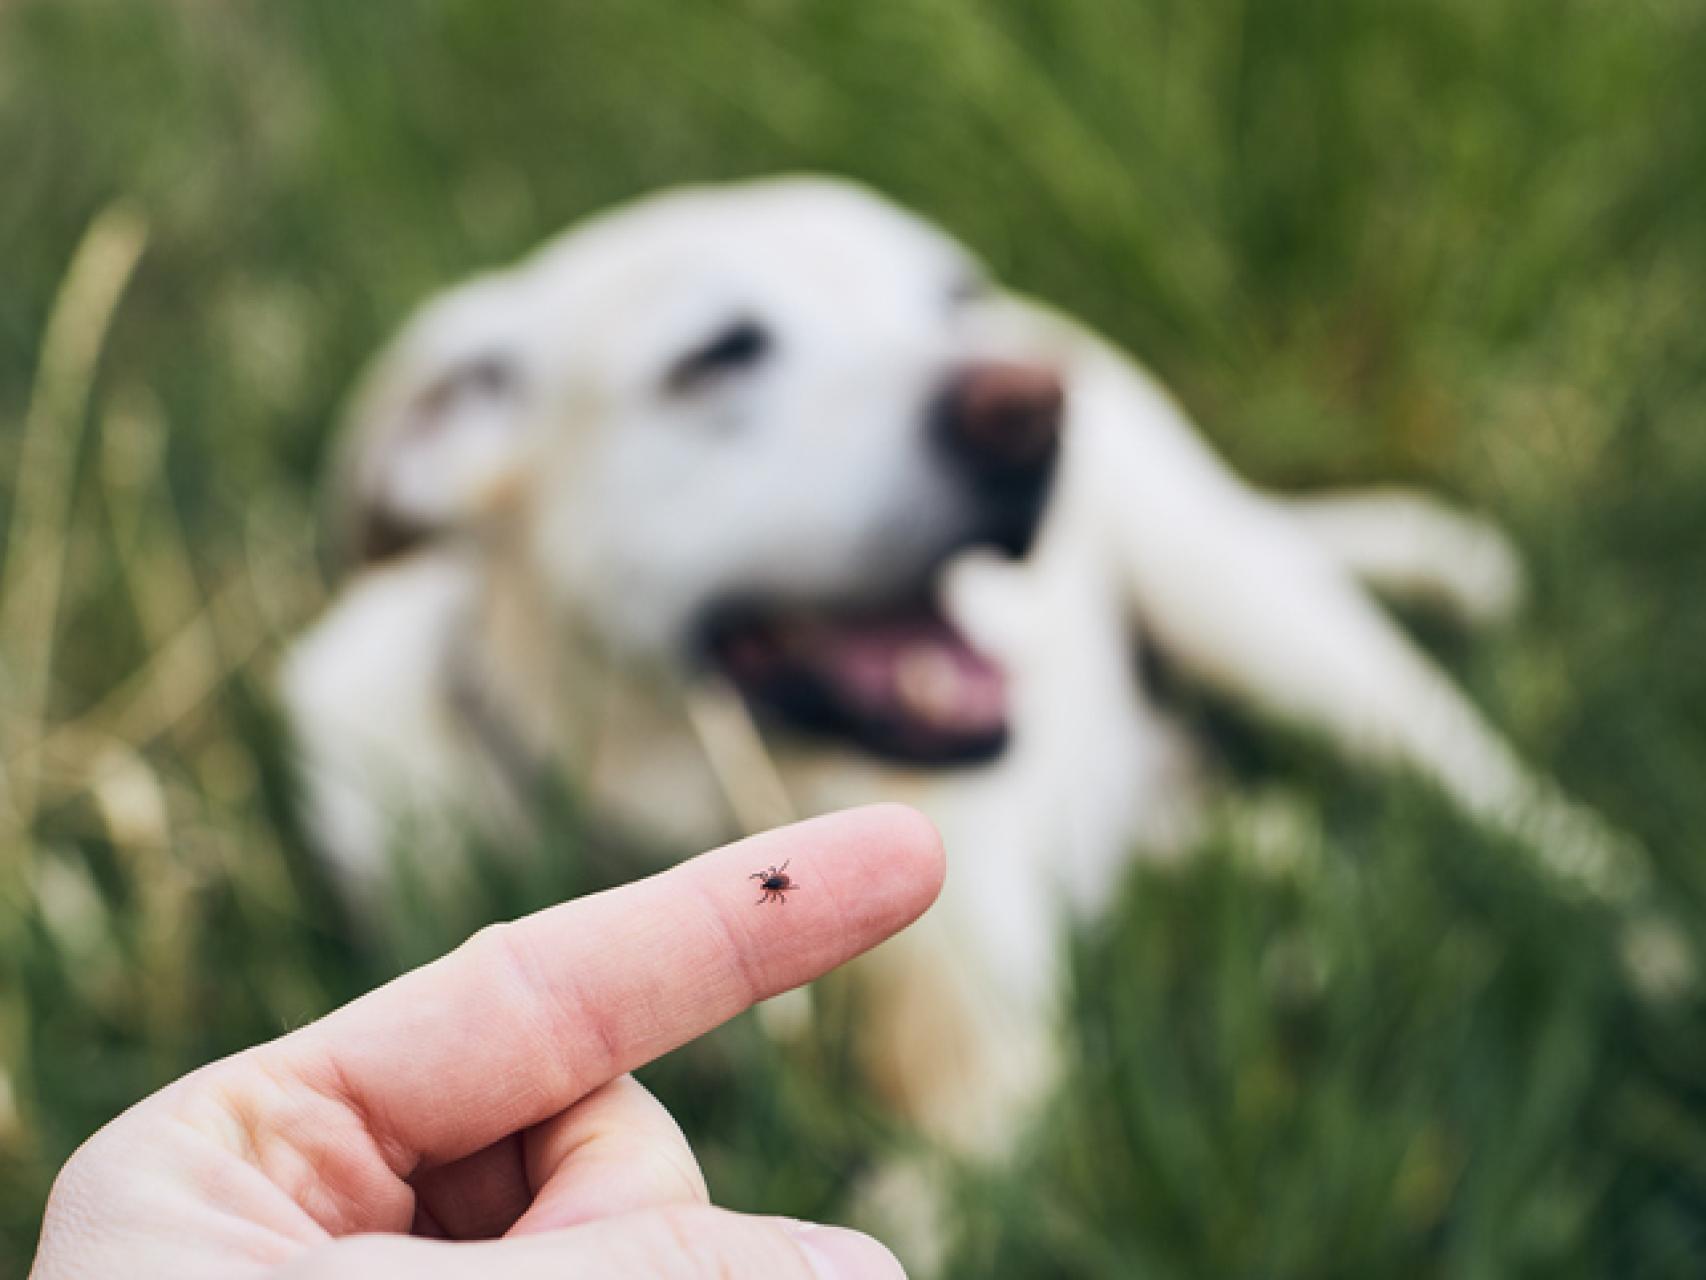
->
[[4, 0, 1706, 1274]]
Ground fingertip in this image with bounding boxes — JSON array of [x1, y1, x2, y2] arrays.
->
[[860, 802, 947, 910], [761, 803, 945, 916], [718, 804, 945, 987]]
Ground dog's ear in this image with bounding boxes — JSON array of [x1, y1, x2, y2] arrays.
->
[[333, 273, 535, 566]]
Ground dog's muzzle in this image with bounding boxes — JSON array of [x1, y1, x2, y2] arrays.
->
[[696, 360, 1066, 767]]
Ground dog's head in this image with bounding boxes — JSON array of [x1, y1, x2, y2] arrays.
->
[[338, 176, 1065, 764]]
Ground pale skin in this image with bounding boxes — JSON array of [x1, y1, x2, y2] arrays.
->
[[31, 804, 944, 1279]]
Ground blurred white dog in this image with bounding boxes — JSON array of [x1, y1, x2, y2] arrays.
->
[[282, 176, 1618, 1168]]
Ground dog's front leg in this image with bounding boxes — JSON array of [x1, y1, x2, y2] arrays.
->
[[846, 857, 1065, 1274], [1069, 354, 1641, 903], [855, 897, 1062, 1159]]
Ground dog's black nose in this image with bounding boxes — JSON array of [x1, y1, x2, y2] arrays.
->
[[932, 361, 1064, 482]]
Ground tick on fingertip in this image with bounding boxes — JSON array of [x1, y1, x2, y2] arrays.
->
[[750, 860, 798, 904]]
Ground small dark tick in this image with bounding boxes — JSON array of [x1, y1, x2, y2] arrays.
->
[[750, 860, 798, 904]]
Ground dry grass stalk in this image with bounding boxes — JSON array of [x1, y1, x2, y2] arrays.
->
[[0, 204, 149, 833]]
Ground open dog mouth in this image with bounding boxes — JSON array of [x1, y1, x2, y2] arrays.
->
[[701, 595, 1009, 765]]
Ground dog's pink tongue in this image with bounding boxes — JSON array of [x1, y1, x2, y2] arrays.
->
[[810, 616, 1007, 736]]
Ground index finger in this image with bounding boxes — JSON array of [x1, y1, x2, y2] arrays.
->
[[275, 804, 943, 1169]]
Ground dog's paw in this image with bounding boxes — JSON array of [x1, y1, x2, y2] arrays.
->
[[1290, 490, 1529, 626], [1431, 512, 1528, 626]]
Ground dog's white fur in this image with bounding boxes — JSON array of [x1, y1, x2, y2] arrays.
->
[[282, 176, 1622, 1166]]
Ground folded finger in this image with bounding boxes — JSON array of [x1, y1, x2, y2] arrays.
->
[[508, 1074, 707, 1236]]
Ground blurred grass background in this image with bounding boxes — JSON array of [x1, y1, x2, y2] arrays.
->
[[3, 0, 1705, 1274]]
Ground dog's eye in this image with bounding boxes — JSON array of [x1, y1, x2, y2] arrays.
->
[[666, 319, 772, 392]]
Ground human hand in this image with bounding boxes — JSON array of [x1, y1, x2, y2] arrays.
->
[[31, 805, 944, 1278]]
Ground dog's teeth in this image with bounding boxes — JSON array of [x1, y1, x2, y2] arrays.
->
[[894, 645, 965, 723]]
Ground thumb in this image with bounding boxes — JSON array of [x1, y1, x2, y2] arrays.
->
[[289, 1207, 906, 1279]]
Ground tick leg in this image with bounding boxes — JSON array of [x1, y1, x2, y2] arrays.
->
[[778, 859, 790, 874]]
